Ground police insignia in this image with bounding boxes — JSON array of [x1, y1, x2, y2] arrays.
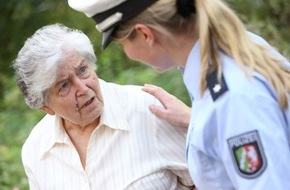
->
[[206, 70, 228, 101], [227, 130, 267, 178]]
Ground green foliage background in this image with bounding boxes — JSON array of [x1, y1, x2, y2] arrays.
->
[[0, 0, 289, 189]]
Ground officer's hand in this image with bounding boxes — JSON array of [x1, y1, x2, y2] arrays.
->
[[142, 84, 191, 128]]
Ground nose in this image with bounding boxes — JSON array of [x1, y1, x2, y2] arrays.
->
[[74, 78, 88, 97]]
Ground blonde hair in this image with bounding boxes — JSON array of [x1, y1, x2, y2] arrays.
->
[[114, 0, 290, 108]]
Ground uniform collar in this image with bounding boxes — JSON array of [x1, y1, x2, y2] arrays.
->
[[183, 41, 202, 100]]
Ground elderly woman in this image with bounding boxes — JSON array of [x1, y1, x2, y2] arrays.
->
[[13, 23, 194, 190]]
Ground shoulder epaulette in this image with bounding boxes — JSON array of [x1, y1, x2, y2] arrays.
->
[[206, 70, 228, 101]]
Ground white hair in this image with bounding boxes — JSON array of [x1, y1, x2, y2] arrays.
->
[[13, 23, 97, 109]]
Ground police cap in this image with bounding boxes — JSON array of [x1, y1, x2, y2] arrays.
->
[[68, 0, 158, 49]]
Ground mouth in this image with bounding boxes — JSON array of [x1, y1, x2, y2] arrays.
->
[[80, 97, 95, 109]]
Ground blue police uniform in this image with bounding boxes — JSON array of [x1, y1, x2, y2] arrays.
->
[[183, 33, 290, 189]]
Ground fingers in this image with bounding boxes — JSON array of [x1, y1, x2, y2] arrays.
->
[[142, 84, 171, 118], [142, 84, 172, 107], [148, 104, 168, 121], [142, 84, 163, 96], [142, 84, 191, 128]]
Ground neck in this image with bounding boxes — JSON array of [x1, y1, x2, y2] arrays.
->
[[62, 118, 100, 169], [63, 117, 99, 133], [165, 33, 197, 69]]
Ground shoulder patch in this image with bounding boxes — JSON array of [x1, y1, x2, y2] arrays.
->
[[206, 70, 228, 101], [227, 130, 267, 179]]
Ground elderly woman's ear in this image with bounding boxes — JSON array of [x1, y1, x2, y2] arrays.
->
[[41, 106, 55, 115]]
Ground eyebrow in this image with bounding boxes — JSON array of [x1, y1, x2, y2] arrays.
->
[[53, 76, 69, 90], [54, 59, 89, 87], [76, 60, 90, 71]]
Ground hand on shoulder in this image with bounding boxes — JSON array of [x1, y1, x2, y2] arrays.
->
[[142, 84, 191, 128]]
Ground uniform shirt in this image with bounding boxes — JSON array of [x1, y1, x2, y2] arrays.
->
[[183, 33, 290, 189], [22, 79, 194, 190]]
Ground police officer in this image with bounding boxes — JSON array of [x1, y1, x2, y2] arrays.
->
[[68, 0, 290, 189]]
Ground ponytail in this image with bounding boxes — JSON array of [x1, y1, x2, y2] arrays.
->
[[195, 0, 290, 108]]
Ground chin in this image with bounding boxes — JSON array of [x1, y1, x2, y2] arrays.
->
[[154, 66, 174, 73]]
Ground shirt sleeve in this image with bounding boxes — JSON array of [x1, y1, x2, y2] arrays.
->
[[22, 145, 41, 190], [152, 99, 194, 188], [216, 91, 290, 189], [22, 165, 41, 190]]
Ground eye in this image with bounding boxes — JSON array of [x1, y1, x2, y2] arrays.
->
[[78, 65, 90, 78], [80, 66, 87, 74], [58, 80, 71, 95], [60, 81, 68, 90]]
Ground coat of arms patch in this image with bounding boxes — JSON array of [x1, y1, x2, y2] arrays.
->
[[227, 130, 267, 178]]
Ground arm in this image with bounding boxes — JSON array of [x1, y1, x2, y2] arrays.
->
[[152, 112, 195, 189], [218, 92, 290, 189], [142, 84, 191, 128], [22, 164, 41, 190], [22, 141, 41, 190]]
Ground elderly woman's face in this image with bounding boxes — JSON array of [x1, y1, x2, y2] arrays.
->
[[42, 52, 103, 126]]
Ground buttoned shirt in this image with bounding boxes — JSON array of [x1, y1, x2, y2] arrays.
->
[[22, 79, 193, 190], [183, 33, 290, 189]]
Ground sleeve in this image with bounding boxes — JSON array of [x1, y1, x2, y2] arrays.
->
[[152, 99, 194, 189], [217, 91, 290, 189], [22, 143, 41, 190], [22, 165, 41, 190]]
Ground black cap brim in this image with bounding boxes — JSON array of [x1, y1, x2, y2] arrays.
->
[[92, 0, 158, 50]]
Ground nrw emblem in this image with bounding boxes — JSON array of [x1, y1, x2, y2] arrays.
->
[[227, 130, 267, 178]]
